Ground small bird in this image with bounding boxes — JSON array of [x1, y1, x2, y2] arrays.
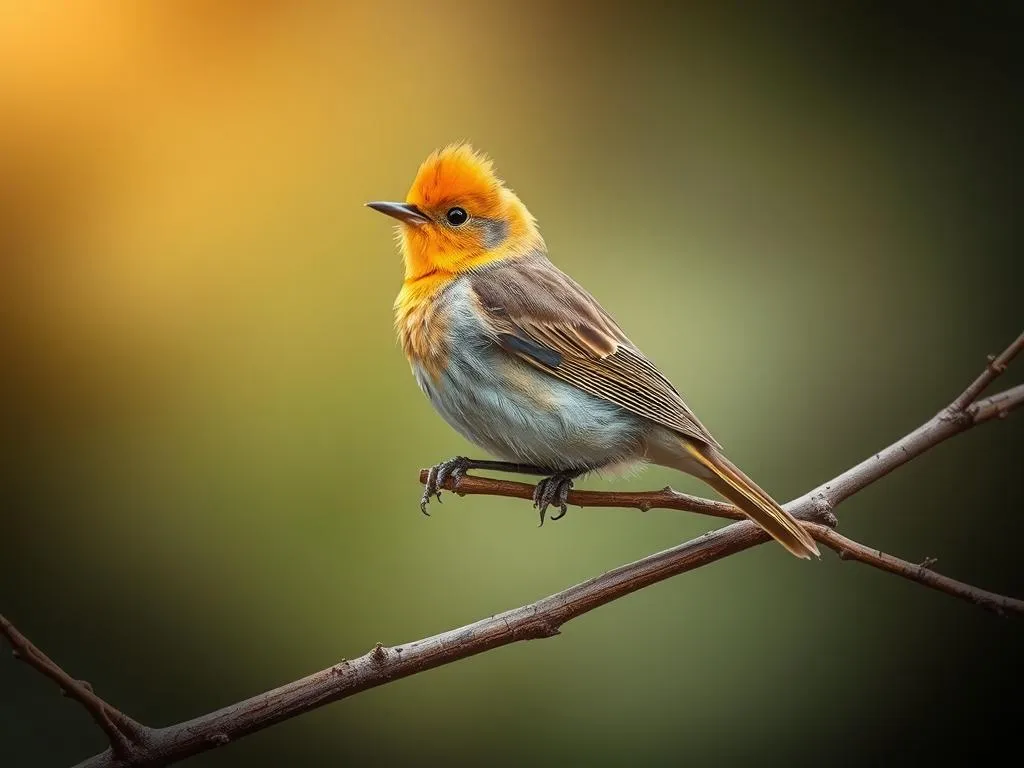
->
[[368, 144, 819, 559]]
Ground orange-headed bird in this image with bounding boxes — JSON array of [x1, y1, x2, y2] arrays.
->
[[368, 144, 819, 559]]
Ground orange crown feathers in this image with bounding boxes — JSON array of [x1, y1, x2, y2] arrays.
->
[[406, 143, 506, 215]]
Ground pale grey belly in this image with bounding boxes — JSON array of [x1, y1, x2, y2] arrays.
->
[[413, 341, 645, 472]]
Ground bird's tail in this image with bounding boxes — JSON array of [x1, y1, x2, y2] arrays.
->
[[681, 440, 819, 559]]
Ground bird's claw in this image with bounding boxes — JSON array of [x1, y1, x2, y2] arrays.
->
[[532, 473, 575, 526], [420, 456, 471, 515]]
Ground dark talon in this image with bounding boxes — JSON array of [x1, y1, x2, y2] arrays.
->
[[434, 459, 468, 493], [420, 465, 439, 515], [532, 472, 575, 526], [549, 503, 568, 522], [531, 481, 546, 524], [549, 475, 573, 521], [420, 456, 471, 515]]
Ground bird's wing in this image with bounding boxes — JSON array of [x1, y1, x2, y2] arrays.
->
[[468, 253, 722, 448]]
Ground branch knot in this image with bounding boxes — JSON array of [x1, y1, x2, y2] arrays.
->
[[811, 492, 835, 521]]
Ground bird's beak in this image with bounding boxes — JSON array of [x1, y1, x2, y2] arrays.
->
[[365, 201, 431, 227]]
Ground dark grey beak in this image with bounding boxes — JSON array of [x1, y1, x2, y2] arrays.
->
[[365, 201, 431, 226]]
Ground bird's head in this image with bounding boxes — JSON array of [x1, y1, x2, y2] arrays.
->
[[368, 144, 543, 281]]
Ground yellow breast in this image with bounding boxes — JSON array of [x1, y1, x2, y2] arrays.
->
[[394, 275, 451, 382]]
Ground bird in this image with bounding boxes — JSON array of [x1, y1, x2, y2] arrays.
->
[[367, 144, 819, 559]]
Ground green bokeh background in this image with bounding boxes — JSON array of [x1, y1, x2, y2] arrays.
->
[[2, 3, 1022, 766]]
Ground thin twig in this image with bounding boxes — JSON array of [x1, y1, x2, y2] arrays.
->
[[969, 382, 1024, 422], [417, 474, 743, 521], [59, 332, 1023, 768], [805, 524, 1024, 616], [950, 331, 1024, 412], [0, 615, 148, 758]]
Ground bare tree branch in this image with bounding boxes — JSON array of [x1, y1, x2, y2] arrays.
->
[[804, 524, 1024, 617], [1, 333, 1019, 768], [0, 615, 149, 759]]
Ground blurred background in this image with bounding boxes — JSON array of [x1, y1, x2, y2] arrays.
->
[[2, 2, 1022, 765]]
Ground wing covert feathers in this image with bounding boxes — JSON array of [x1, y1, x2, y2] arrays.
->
[[470, 254, 721, 448]]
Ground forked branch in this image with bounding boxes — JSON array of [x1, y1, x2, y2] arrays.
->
[[2, 332, 1021, 768]]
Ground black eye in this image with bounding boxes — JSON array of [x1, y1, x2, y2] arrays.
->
[[445, 207, 468, 226]]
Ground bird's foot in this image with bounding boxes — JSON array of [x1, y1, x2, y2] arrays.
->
[[532, 472, 577, 526], [420, 456, 473, 515]]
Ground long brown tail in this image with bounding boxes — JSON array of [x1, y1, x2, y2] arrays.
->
[[682, 441, 819, 559]]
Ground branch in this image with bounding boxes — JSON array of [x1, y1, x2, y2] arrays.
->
[[415, 384, 1024, 619], [805, 524, 1024, 617], [3, 332, 1018, 768], [0, 615, 149, 759], [950, 331, 1023, 412], [418, 474, 744, 521], [970, 382, 1024, 422]]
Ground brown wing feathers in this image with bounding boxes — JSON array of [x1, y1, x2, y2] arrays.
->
[[472, 253, 721, 448]]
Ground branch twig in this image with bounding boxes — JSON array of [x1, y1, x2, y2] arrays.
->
[[0, 615, 148, 758], [3, 332, 1019, 768], [970, 382, 1024, 422], [949, 331, 1024, 412], [804, 524, 1024, 616]]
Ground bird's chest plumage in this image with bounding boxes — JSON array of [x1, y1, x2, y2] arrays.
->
[[396, 278, 642, 471], [395, 280, 450, 383]]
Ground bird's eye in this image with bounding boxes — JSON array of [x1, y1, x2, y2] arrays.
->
[[445, 207, 468, 226]]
